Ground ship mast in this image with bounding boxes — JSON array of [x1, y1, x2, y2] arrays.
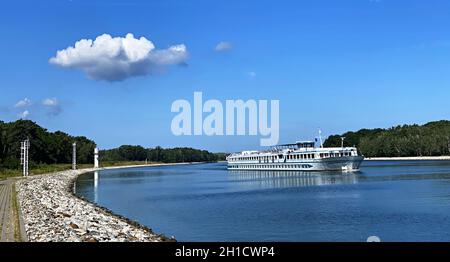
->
[[318, 129, 323, 148]]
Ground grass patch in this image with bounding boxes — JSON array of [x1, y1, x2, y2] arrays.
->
[[1, 163, 92, 179], [11, 183, 22, 242], [0, 161, 164, 179]]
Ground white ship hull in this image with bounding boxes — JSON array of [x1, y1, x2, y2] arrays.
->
[[227, 156, 364, 172]]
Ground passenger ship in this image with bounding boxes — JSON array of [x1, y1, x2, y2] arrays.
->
[[226, 141, 364, 171]]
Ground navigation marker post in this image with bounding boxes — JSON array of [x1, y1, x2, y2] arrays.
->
[[94, 147, 99, 168], [72, 142, 77, 170]]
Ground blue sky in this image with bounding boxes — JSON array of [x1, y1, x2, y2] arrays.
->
[[1, 0, 450, 152]]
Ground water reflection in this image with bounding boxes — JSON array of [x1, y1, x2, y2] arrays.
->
[[94, 171, 98, 202], [228, 170, 359, 188]]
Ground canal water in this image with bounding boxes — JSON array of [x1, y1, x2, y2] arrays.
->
[[75, 161, 450, 241]]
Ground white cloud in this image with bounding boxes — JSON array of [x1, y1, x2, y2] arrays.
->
[[42, 98, 59, 106], [42, 97, 62, 116], [214, 41, 233, 52], [19, 110, 30, 119], [49, 33, 189, 82], [14, 98, 32, 108]]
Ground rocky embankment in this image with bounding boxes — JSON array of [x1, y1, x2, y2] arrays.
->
[[16, 169, 171, 242]]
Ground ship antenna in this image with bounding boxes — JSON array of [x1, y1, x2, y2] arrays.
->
[[318, 129, 323, 148], [341, 136, 345, 148]]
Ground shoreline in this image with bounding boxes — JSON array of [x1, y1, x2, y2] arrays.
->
[[16, 162, 205, 242], [365, 156, 450, 161]]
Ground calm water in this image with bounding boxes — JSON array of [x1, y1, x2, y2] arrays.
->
[[75, 161, 450, 241]]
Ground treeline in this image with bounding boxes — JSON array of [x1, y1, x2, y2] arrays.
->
[[0, 120, 96, 169], [100, 145, 226, 163], [324, 120, 450, 157], [0, 120, 226, 170]]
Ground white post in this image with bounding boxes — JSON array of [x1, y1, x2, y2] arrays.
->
[[72, 142, 77, 170], [94, 147, 99, 168]]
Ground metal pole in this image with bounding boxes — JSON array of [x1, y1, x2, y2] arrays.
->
[[21, 139, 29, 177], [26, 139, 29, 176], [319, 129, 323, 148], [20, 141, 25, 177]]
